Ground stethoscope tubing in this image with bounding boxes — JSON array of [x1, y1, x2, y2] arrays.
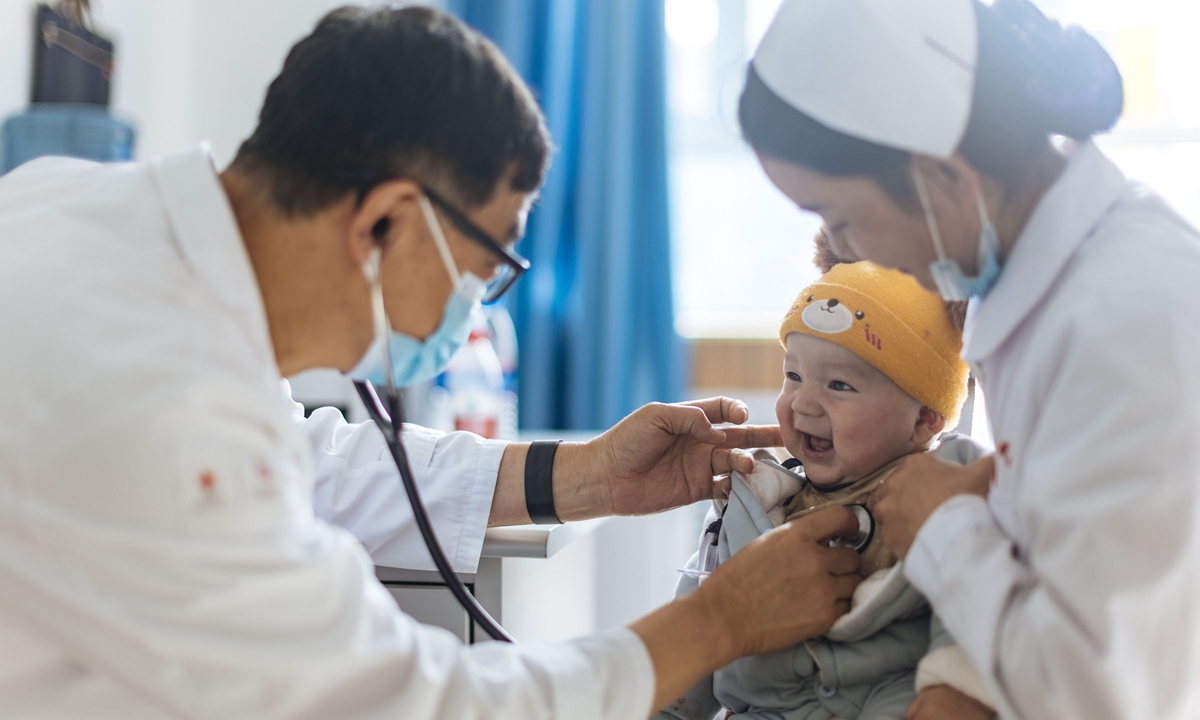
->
[[354, 380, 514, 643]]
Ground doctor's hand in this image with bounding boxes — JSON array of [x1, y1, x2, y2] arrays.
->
[[869, 453, 994, 559], [905, 686, 997, 720], [631, 507, 861, 711], [557, 397, 783, 520]]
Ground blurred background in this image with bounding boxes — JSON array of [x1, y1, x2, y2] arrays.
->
[[2, 0, 1197, 644]]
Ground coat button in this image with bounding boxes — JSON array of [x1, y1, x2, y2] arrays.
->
[[817, 683, 837, 698]]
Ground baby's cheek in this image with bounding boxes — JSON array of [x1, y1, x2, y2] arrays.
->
[[845, 415, 913, 469], [773, 390, 790, 424], [833, 431, 875, 475], [774, 393, 804, 457], [837, 419, 897, 473]]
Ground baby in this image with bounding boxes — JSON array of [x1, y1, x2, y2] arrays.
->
[[657, 248, 991, 720]]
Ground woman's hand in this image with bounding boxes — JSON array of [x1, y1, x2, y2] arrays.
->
[[631, 506, 862, 710], [556, 397, 783, 520], [905, 686, 997, 720], [869, 453, 993, 559]]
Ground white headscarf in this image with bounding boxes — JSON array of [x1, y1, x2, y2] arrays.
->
[[752, 0, 978, 158]]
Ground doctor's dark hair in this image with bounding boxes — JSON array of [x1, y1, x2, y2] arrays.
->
[[231, 5, 550, 215], [738, 0, 1124, 200]]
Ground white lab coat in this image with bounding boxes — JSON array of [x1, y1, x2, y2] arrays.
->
[[0, 147, 654, 720], [904, 141, 1200, 720], [299, 396, 505, 574]]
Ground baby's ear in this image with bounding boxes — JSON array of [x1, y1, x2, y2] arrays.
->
[[913, 406, 946, 447]]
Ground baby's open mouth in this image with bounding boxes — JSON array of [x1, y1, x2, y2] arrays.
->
[[802, 432, 834, 455]]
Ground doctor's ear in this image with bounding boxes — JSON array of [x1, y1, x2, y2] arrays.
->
[[346, 179, 423, 265], [371, 218, 390, 245]]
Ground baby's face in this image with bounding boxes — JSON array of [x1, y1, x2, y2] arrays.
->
[[776, 333, 925, 486]]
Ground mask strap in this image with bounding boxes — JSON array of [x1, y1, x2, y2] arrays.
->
[[973, 187, 1000, 258], [910, 166, 949, 262], [364, 246, 398, 396], [974, 187, 993, 230], [418, 195, 463, 287]]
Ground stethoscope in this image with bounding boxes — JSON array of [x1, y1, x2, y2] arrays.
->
[[354, 378, 515, 643], [356, 222, 514, 643]]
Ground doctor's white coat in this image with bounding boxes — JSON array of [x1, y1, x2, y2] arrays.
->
[[0, 148, 654, 719], [904, 141, 1200, 720]]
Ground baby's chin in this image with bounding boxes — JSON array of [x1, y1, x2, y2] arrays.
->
[[796, 452, 871, 487], [805, 467, 855, 487]]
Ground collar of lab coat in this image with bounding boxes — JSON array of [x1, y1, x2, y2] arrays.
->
[[962, 141, 1128, 363], [149, 144, 274, 366]]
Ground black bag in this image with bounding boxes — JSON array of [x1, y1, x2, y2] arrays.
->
[[31, 1, 114, 106]]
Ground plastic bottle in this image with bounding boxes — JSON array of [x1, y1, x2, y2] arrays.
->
[[486, 304, 520, 440], [438, 315, 505, 439]]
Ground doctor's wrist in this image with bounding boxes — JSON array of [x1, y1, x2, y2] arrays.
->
[[489, 440, 611, 527], [548, 441, 611, 522]]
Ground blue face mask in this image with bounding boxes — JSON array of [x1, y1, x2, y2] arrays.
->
[[348, 196, 486, 390], [911, 167, 1003, 302]]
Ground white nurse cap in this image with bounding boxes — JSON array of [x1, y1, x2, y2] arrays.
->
[[752, 0, 978, 158]]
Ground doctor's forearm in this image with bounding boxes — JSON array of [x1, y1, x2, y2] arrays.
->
[[488, 443, 532, 526], [488, 442, 609, 527], [629, 589, 741, 714]]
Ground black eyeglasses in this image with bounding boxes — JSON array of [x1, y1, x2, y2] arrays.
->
[[345, 173, 531, 303], [420, 186, 530, 304]]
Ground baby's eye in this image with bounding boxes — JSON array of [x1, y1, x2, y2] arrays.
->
[[785, 371, 801, 382], [828, 380, 855, 391]]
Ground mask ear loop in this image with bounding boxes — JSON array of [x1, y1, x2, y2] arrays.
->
[[973, 186, 1001, 262], [363, 245, 398, 398], [910, 165, 949, 263], [418, 195, 463, 288]]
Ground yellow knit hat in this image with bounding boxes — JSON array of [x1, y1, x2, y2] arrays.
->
[[779, 262, 969, 425]]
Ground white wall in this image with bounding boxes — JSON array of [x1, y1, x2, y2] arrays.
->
[[0, 0, 403, 167], [501, 505, 710, 643]]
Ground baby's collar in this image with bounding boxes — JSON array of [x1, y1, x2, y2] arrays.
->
[[763, 454, 915, 495], [758, 457, 862, 494]]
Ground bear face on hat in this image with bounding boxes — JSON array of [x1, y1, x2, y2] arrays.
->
[[780, 261, 969, 424], [796, 294, 882, 350]]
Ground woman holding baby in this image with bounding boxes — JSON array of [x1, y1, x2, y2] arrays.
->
[[740, 0, 1200, 718]]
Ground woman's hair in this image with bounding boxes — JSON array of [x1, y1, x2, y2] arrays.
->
[[811, 228, 967, 331], [739, 0, 1124, 196]]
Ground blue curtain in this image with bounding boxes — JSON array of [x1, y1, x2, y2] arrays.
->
[[446, 0, 685, 430]]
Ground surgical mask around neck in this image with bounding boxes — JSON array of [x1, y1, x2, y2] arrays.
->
[[348, 196, 486, 390], [910, 167, 1002, 302]]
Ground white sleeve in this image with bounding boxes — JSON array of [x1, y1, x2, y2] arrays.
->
[[5, 385, 655, 720], [904, 299, 1200, 720], [291, 392, 506, 573]]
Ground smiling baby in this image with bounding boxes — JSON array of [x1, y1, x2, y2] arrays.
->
[[657, 250, 991, 720]]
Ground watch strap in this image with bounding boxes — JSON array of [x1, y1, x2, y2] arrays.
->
[[524, 440, 563, 525]]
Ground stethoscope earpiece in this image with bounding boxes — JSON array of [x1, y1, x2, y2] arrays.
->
[[371, 217, 390, 244]]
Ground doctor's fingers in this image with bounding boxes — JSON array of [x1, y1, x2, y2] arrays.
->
[[716, 424, 784, 451], [819, 545, 863, 577], [710, 447, 756, 477], [791, 505, 863, 546], [682, 396, 751, 427], [630, 402, 727, 445]]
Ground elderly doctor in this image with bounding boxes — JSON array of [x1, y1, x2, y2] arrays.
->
[[0, 6, 867, 720], [742, 1, 1200, 719]]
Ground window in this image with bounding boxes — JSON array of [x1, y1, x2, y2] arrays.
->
[[1050, 0, 1200, 230], [666, 0, 819, 340], [667, 0, 1200, 340]]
